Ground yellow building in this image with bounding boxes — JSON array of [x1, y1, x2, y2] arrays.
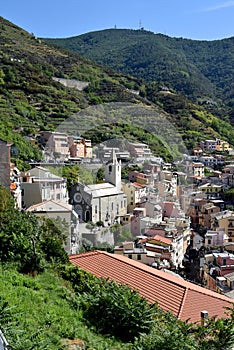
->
[[210, 210, 234, 243]]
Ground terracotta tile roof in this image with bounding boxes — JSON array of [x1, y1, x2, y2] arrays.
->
[[69, 251, 233, 323], [150, 235, 172, 245], [131, 182, 146, 188]]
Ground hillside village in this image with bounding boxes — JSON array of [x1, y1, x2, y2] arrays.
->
[[1, 13, 234, 349], [1, 128, 234, 303]]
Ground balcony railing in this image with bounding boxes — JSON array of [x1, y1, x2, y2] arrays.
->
[[0, 329, 11, 349]]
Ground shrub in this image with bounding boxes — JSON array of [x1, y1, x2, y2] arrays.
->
[[60, 264, 158, 342], [82, 279, 158, 342]]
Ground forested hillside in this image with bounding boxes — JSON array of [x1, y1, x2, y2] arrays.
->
[[45, 29, 234, 122], [0, 16, 234, 168]]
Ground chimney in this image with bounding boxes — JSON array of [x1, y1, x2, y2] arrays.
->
[[201, 310, 209, 327]]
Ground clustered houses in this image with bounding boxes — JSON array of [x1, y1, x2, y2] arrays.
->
[[40, 131, 93, 161], [1, 130, 234, 304], [201, 251, 234, 297], [111, 137, 234, 279], [0, 138, 81, 254], [200, 138, 231, 153]]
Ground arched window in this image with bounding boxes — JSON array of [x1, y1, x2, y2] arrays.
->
[[85, 210, 90, 222]]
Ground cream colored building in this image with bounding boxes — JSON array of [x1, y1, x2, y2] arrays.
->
[[210, 210, 234, 243], [122, 181, 148, 213], [114, 241, 149, 264], [21, 166, 68, 209], [192, 162, 204, 178], [27, 200, 80, 254]]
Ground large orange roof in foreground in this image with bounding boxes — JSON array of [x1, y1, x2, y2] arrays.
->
[[69, 250, 233, 323]]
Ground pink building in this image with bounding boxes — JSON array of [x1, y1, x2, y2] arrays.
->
[[205, 230, 226, 247], [40, 131, 69, 158], [69, 137, 92, 159]]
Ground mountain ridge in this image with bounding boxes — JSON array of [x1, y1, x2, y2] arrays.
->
[[44, 28, 234, 122], [0, 16, 234, 167]]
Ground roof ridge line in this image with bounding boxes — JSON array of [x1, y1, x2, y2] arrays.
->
[[186, 284, 231, 301], [177, 287, 188, 320], [98, 251, 189, 289]]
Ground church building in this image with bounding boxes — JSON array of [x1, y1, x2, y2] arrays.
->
[[69, 152, 127, 224]]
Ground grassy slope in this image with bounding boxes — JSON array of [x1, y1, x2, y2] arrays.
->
[[0, 264, 129, 350]]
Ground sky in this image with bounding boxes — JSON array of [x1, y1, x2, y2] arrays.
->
[[1, 0, 234, 40]]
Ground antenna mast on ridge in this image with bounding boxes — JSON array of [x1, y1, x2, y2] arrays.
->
[[139, 19, 144, 30]]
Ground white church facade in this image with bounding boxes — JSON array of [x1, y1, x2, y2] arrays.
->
[[69, 152, 127, 224]]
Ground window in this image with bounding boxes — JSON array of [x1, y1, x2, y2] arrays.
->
[[137, 254, 141, 260], [128, 254, 132, 259], [208, 239, 211, 245], [95, 205, 97, 214], [111, 202, 114, 210]]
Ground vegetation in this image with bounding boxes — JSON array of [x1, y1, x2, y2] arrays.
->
[[0, 186, 68, 273], [45, 29, 234, 122], [0, 186, 234, 349], [1, 16, 234, 170], [0, 17, 234, 349], [0, 266, 129, 350]]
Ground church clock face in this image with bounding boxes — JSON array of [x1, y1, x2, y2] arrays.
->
[[73, 192, 82, 203]]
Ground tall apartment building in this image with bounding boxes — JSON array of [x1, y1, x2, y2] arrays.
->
[[40, 131, 69, 159]]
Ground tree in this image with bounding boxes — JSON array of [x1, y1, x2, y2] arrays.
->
[[62, 165, 93, 191], [0, 206, 68, 273], [112, 223, 133, 245], [96, 167, 104, 183], [39, 217, 69, 264], [0, 210, 43, 273], [0, 185, 15, 212]]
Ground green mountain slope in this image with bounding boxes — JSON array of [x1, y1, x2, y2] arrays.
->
[[0, 17, 234, 166], [45, 29, 234, 121], [0, 17, 147, 163]]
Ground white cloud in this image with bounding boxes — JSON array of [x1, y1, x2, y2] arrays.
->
[[202, 1, 234, 12]]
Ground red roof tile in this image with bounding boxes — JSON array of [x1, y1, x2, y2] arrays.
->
[[150, 235, 172, 245], [132, 182, 146, 188], [69, 251, 233, 323]]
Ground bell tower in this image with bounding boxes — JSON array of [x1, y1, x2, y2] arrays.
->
[[105, 150, 121, 191]]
